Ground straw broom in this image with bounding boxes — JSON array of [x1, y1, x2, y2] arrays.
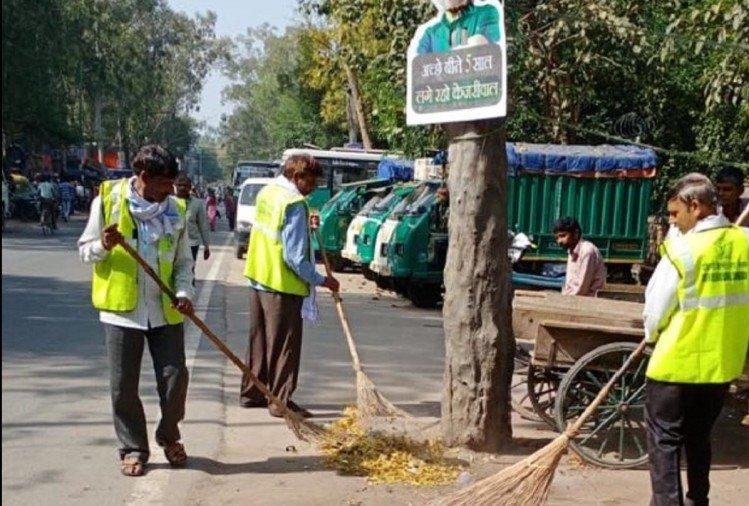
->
[[114, 233, 328, 443], [314, 229, 413, 422], [433, 339, 649, 506]]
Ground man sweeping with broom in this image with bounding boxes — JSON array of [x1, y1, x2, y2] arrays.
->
[[78, 145, 194, 477], [240, 154, 339, 418], [642, 173, 749, 505]]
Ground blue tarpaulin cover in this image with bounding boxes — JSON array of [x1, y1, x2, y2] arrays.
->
[[377, 158, 414, 181], [506, 143, 657, 175]]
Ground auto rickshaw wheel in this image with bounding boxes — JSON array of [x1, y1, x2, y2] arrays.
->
[[554, 341, 651, 469]]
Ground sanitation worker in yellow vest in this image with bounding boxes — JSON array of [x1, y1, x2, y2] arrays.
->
[[78, 145, 194, 477], [643, 173, 749, 506], [241, 154, 339, 418]]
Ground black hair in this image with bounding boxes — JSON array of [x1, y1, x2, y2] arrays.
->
[[715, 167, 745, 189], [132, 145, 179, 179], [175, 171, 192, 183], [553, 216, 581, 235]]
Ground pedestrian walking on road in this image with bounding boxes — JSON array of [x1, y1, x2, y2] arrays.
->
[[223, 188, 236, 231], [643, 173, 749, 505], [58, 179, 76, 221], [554, 216, 607, 296], [174, 172, 210, 264], [241, 154, 339, 417], [206, 189, 220, 231], [78, 145, 195, 477]]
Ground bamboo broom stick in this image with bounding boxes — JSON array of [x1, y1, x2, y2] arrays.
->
[[314, 228, 412, 421], [113, 233, 327, 442]]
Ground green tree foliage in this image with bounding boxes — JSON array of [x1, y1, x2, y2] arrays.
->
[[216, 1, 746, 208], [303, 0, 442, 155], [219, 25, 344, 166], [2, 0, 78, 145], [2, 0, 223, 159]]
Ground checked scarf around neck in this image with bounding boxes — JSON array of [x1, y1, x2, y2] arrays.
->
[[127, 177, 182, 244]]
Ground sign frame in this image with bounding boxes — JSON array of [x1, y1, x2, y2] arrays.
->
[[406, 0, 507, 126]]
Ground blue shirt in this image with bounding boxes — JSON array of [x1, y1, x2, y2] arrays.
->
[[248, 202, 326, 293], [59, 182, 75, 201]]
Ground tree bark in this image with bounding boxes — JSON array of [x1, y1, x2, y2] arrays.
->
[[346, 87, 358, 145], [343, 64, 372, 150], [441, 119, 514, 452]]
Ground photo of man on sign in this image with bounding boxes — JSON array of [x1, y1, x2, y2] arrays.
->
[[407, 0, 506, 126], [417, 0, 501, 55]]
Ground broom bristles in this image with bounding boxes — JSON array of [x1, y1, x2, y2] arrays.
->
[[272, 402, 329, 443], [431, 433, 570, 506], [355, 370, 414, 421]]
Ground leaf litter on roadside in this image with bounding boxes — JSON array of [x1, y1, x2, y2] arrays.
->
[[320, 407, 464, 486]]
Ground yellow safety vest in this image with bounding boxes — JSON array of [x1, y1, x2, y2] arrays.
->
[[91, 179, 187, 325], [244, 183, 310, 296], [646, 225, 749, 383]]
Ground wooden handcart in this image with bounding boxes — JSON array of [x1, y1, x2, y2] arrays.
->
[[511, 290, 649, 469]]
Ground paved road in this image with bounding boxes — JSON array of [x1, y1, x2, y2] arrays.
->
[[1, 216, 230, 506], [3, 216, 747, 506]]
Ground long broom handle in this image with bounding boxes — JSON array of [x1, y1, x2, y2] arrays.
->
[[566, 338, 649, 436], [314, 228, 363, 371], [114, 236, 291, 412]]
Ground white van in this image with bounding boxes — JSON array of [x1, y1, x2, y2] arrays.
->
[[234, 177, 275, 258]]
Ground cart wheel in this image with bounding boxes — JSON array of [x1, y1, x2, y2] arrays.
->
[[527, 364, 563, 427], [510, 346, 542, 422], [554, 342, 651, 469]]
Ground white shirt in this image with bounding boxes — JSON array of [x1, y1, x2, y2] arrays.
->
[[643, 214, 748, 342], [78, 188, 194, 330]]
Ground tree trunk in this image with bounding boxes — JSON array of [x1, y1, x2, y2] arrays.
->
[[343, 64, 372, 150], [346, 87, 358, 145], [441, 119, 514, 452]]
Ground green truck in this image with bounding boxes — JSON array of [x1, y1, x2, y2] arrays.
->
[[341, 183, 420, 269], [365, 143, 657, 307], [368, 180, 445, 307], [316, 179, 393, 270]]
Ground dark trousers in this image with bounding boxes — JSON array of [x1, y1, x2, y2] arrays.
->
[[190, 245, 199, 261], [105, 323, 189, 463], [645, 380, 729, 506], [240, 287, 303, 406]]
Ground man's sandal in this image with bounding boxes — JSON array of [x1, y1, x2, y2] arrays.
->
[[120, 457, 145, 477], [164, 442, 187, 467]]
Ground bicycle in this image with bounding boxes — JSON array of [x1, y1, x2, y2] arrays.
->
[[40, 198, 56, 235]]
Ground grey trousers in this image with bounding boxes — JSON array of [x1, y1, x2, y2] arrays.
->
[[240, 288, 303, 406], [104, 323, 189, 463]]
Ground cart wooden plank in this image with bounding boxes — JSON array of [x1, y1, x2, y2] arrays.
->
[[532, 319, 644, 367]]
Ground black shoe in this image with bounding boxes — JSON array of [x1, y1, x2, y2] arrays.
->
[[240, 398, 268, 408]]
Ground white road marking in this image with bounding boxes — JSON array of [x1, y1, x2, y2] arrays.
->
[[125, 235, 230, 505]]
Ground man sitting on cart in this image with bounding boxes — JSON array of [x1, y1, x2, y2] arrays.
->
[[554, 216, 606, 296]]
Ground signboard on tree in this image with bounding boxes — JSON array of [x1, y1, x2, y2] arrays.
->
[[406, 0, 507, 125]]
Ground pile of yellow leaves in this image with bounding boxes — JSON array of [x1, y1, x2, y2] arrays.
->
[[320, 407, 463, 486]]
